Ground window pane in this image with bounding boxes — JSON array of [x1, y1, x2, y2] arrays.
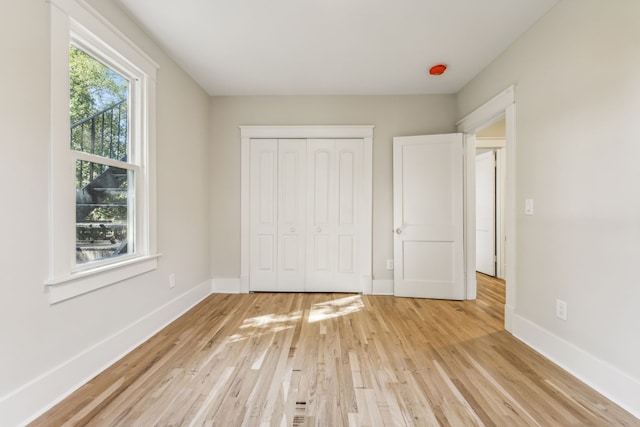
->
[[76, 160, 133, 264], [69, 45, 129, 161]]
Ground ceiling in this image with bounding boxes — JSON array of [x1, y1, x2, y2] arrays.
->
[[116, 0, 560, 96]]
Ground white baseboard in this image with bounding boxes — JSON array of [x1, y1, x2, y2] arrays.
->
[[504, 304, 514, 333], [371, 279, 394, 295], [211, 277, 242, 293], [2, 280, 212, 427], [513, 314, 640, 420], [360, 275, 373, 294], [240, 275, 249, 293], [216, 277, 378, 295]]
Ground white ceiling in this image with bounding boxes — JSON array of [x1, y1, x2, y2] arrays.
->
[[116, 0, 560, 96]]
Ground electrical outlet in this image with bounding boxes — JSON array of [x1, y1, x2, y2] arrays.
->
[[386, 259, 394, 270], [169, 273, 176, 288], [556, 299, 567, 320]]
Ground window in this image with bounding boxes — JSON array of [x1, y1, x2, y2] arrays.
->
[[71, 45, 132, 265], [46, 0, 159, 303]]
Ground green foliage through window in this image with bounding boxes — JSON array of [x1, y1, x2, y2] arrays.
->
[[70, 45, 128, 125], [70, 45, 132, 263]]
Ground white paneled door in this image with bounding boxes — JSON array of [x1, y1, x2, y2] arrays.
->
[[475, 150, 496, 276], [306, 139, 362, 292], [277, 139, 307, 291], [250, 138, 363, 292], [249, 139, 278, 292], [393, 134, 465, 299]]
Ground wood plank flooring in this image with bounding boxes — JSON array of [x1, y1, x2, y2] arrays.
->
[[31, 274, 639, 426]]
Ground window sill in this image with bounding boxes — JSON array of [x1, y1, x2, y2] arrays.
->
[[44, 254, 161, 304]]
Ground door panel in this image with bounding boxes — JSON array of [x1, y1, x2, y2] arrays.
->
[[476, 150, 496, 276], [338, 235, 354, 273], [250, 139, 278, 291], [306, 139, 335, 290], [393, 134, 465, 299], [312, 148, 331, 225], [338, 151, 355, 224], [257, 235, 275, 270], [403, 241, 454, 282], [305, 139, 362, 292], [402, 143, 455, 226], [277, 139, 306, 291], [334, 140, 361, 291]]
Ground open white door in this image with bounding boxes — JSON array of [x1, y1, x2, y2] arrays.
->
[[393, 134, 465, 299], [475, 150, 496, 276]]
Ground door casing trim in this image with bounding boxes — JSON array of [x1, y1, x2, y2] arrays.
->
[[457, 86, 516, 332]]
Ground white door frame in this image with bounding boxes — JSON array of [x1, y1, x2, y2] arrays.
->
[[240, 125, 374, 294], [457, 86, 516, 332]]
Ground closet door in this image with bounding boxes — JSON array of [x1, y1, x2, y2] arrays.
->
[[250, 137, 363, 292], [277, 139, 306, 291], [306, 139, 362, 292], [334, 139, 362, 291], [306, 139, 335, 291], [249, 139, 278, 291]]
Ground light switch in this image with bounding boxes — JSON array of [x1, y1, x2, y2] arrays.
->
[[525, 199, 534, 215]]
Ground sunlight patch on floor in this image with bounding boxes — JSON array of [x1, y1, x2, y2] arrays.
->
[[308, 295, 364, 323], [240, 311, 302, 330], [221, 311, 303, 344]]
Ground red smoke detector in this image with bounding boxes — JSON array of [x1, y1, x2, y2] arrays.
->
[[429, 64, 447, 76]]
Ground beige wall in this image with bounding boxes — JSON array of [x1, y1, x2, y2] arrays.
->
[[209, 95, 457, 282], [459, 0, 640, 384], [0, 0, 211, 423], [5, 0, 639, 423]]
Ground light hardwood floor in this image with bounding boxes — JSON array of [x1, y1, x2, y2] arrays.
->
[[31, 274, 639, 426]]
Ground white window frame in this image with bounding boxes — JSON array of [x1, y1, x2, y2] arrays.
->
[[46, 0, 159, 304]]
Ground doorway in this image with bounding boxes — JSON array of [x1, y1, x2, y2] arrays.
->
[[457, 86, 516, 332], [475, 120, 506, 279]]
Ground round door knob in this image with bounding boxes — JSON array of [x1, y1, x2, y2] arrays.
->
[[290, 227, 295, 232], [317, 227, 322, 232], [395, 228, 403, 234]]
